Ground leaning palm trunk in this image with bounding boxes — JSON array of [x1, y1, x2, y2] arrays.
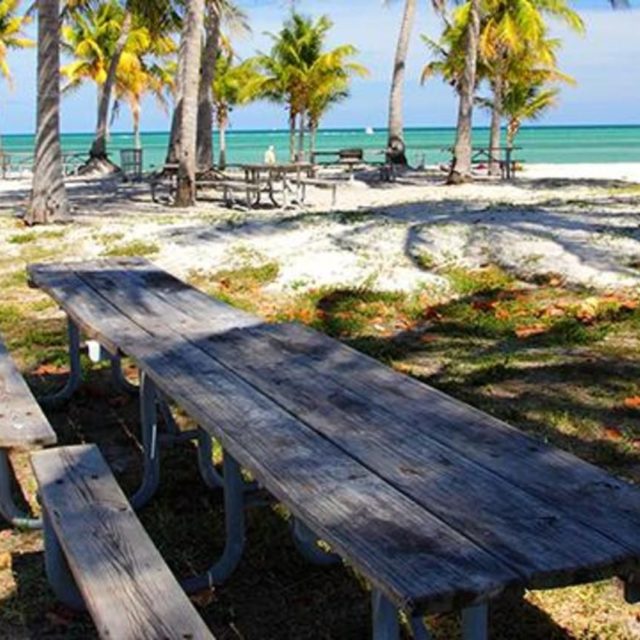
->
[[84, 10, 133, 173], [448, 0, 480, 184], [288, 111, 297, 162], [297, 109, 306, 161], [196, 9, 221, 170], [27, 0, 68, 225], [387, 0, 416, 166], [174, 0, 206, 207], [488, 75, 503, 177]]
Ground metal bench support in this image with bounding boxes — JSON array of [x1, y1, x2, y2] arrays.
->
[[372, 590, 400, 640], [130, 373, 161, 510], [43, 511, 85, 611], [182, 450, 246, 593], [40, 318, 81, 408], [462, 603, 488, 640], [197, 427, 225, 490], [291, 518, 340, 566], [0, 450, 41, 529]]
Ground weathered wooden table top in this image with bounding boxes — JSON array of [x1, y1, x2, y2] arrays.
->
[[28, 258, 640, 614]]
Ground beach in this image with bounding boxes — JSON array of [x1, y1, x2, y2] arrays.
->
[[1, 161, 639, 295]]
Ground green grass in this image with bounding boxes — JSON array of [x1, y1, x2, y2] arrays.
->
[[101, 240, 160, 258], [8, 232, 37, 245]]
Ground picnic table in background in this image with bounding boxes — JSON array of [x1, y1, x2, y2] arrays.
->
[[239, 162, 313, 208], [442, 146, 523, 180], [27, 257, 640, 640]]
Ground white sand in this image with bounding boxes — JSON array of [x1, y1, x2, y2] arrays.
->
[[1, 163, 639, 295]]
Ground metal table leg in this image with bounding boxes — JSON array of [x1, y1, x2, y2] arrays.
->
[[291, 518, 340, 566], [196, 427, 224, 490], [130, 372, 160, 510], [40, 318, 81, 408], [43, 511, 85, 611], [109, 354, 139, 396], [0, 450, 41, 529], [182, 451, 246, 593], [372, 590, 400, 640], [462, 603, 488, 640]]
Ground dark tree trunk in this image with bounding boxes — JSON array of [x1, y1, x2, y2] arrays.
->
[[297, 110, 306, 161], [387, 0, 416, 166], [85, 10, 132, 172], [289, 111, 297, 162], [448, 0, 480, 184], [27, 0, 68, 225], [174, 0, 206, 207], [488, 75, 503, 177], [196, 8, 221, 170]]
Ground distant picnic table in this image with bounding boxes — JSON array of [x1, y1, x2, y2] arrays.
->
[[28, 258, 640, 640], [443, 145, 522, 180], [240, 162, 313, 207]]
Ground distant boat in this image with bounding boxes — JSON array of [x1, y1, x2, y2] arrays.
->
[[365, 126, 375, 135]]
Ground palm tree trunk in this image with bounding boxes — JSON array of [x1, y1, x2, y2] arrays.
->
[[289, 111, 297, 162], [174, 0, 206, 207], [310, 122, 318, 160], [387, 0, 416, 166], [297, 110, 306, 161], [89, 10, 132, 165], [488, 75, 503, 177], [448, 0, 480, 184], [133, 101, 142, 150], [27, 0, 68, 225], [196, 7, 221, 170], [218, 115, 227, 170]]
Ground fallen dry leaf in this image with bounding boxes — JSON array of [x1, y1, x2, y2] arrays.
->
[[603, 426, 624, 442], [515, 324, 547, 339], [189, 588, 216, 608], [624, 396, 640, 410]]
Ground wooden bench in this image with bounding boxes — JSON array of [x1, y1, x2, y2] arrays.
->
[[31, 443, 214, 639], [28, 259, 640, 640], [298, 177, 339, 208], [196, 179, 264, 209], [0, 337, 57, 528]]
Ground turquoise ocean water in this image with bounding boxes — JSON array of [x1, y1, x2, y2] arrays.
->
[[1, 125, 639, 170]]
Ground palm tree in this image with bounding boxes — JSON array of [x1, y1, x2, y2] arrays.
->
[[386, 0, 443, 166], [479, 0, 583, 174], [196, 0, 249, 170], [82, 0, 177, 171], [503, 82, 560, 148], [258, 13, 363, 162], [448, 0, 481, 184], [27, 0, 69, 226], [0, 0, 32, 85], [0, 0, 32, 156], [113, 49, 175, 150], [173, 0, 206, 207], [211, 53, 261, 168], [258, 14, 332, 161]]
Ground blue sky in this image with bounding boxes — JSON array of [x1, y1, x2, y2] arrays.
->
[[0, 0, 638, 135]]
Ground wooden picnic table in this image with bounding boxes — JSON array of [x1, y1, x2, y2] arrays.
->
[[27, 258, 640, 640], [240, 162, 313, 207]]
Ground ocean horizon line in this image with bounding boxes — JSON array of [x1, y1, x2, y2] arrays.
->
[[1, 122, 640, 139]]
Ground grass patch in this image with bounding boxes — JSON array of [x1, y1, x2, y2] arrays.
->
[[101, 240, 159, 258], [444, 264, 514, 296], [8, 231, 37, 245]]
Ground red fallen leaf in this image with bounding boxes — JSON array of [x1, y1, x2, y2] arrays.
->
[[495, 308, 511, 320], [541, 306, 566, 319], [603, 426, 624, 442], [34, 363, 63, 376], [420, 333, 440, 343], [624, 396, 640, 410], [515, 324, 547, 339]]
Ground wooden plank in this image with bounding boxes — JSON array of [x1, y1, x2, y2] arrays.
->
[[104, 262, 640, 558], [0, 338, 57, 449], [27, 262, 519, 613], [74, 264, 639, 591], [32, 444, 214, 640]]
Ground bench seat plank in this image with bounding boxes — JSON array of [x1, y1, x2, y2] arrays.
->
[[67, 264, 640, 591], [28, 263, 519, 613], [32, 444, 214, 640], [0, 339, 56, 449]]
